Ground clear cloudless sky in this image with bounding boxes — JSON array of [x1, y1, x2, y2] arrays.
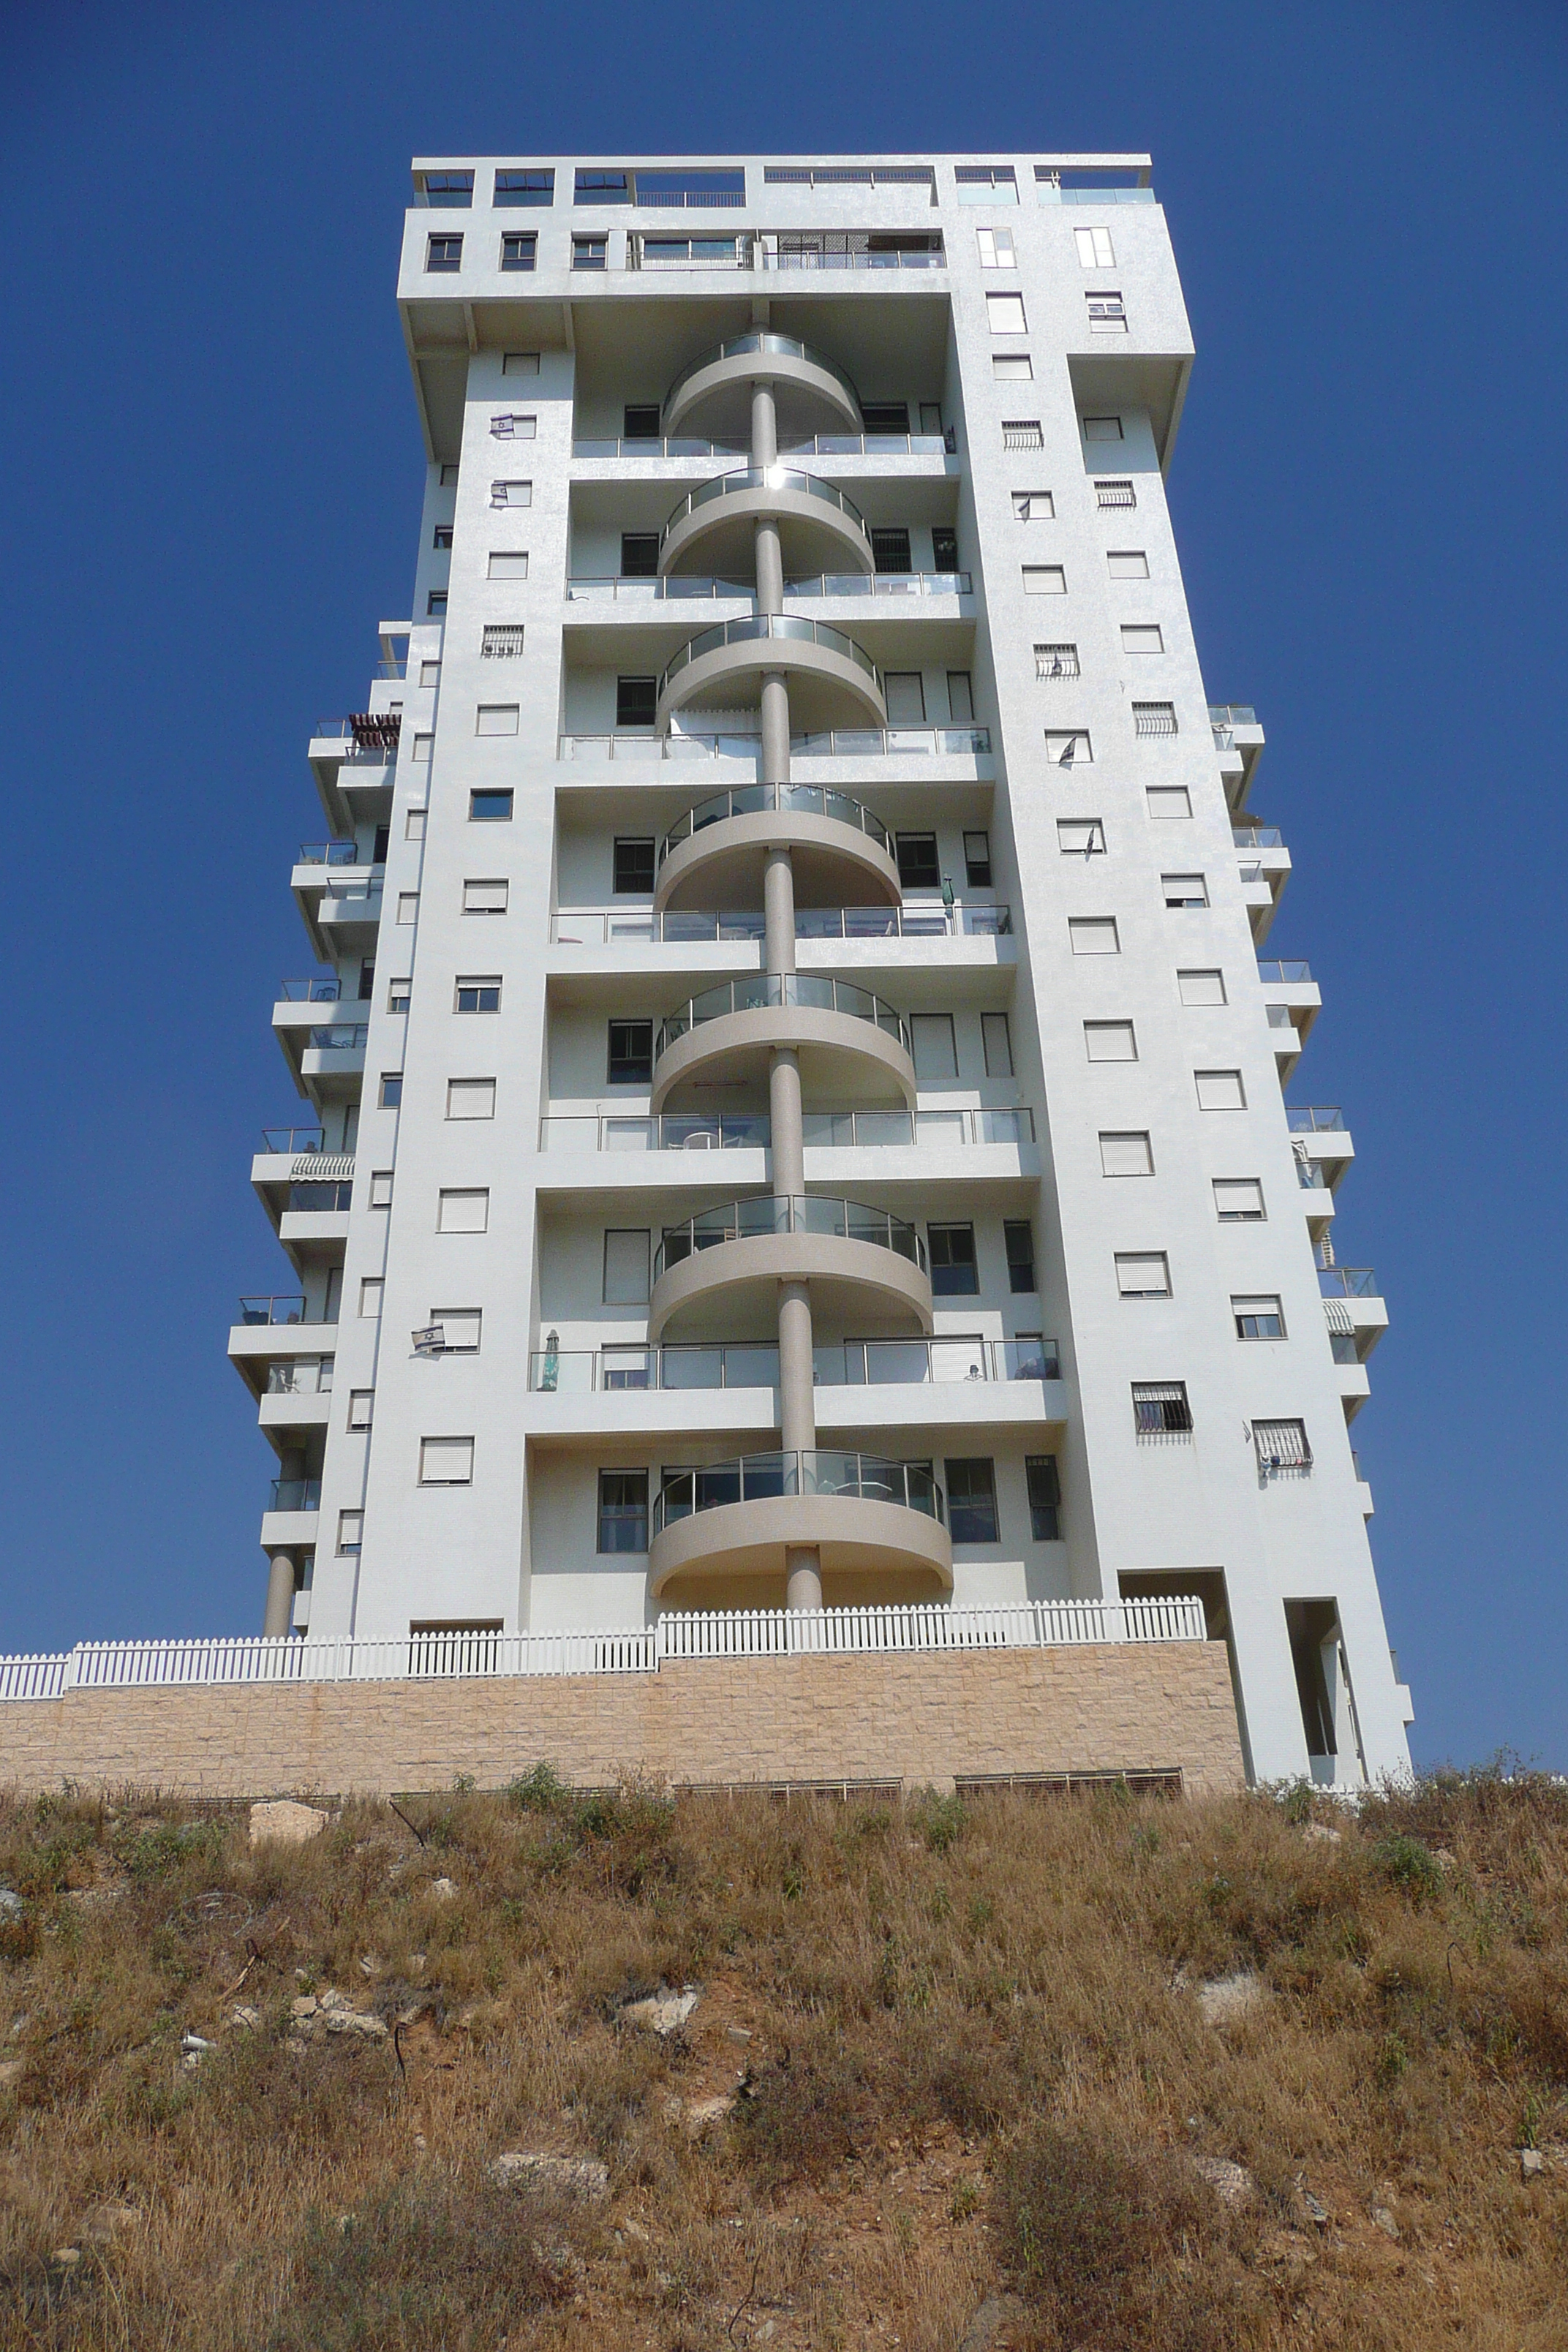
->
[[1, 0, 1564, 1768]]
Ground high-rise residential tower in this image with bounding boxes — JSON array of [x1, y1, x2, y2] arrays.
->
[[230, 151, 1413, 1784]]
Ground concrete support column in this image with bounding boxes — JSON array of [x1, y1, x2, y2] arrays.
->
[[263, 1553, 296, 1639], [750, 380, 778, 469], [760, 670, 791, 785], [777, 1281, 815, 1454], [785, 1549, 824, 1611], [754, 519, 784, 617], [769, 1046, 804, 1197], [764, 845, 796, 980]]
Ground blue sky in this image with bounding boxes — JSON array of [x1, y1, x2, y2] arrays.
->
[[1, 0, 1564, 1768]]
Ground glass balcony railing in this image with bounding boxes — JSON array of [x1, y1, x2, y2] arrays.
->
[[548, 902, 1009, 945], [297, 841, 364, 867], [559, 725, 990, 761], [663, 330, 862, 424], [268, 1478, 321, 1513], [260, 1126, 326, 1155], [1257, 960, 1311, 983], [266, 1360, 334, 1395], [286, 1181, 353, 1213], [278, 978, 342, 1003], [1233, 826, 1284, 850], [239, 1294, 310, 1326], [529, 1335, 1057, 1395], [1289, 1106, 1346, 1132], [572, 432, 952, 459], [653, 1195, 926, 1284], [652, 1450, 943, 1538], [656, 973, 909, 1060], [662, 464, 870, 551], [659, 613, 880, 701], [659, 780, 891, 867], [565, 570, 970, 602], [800, 1107, 1034, 1147], [305, 1024, 368, 1053], [1318, 1266, 1381, 1299], [537, 1105, 1035, 1153]]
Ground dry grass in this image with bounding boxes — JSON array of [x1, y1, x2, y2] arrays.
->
[[0, 1765, 1565, 2348]]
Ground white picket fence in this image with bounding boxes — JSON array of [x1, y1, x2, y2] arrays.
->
[[0, 1597, 1207, 1703]]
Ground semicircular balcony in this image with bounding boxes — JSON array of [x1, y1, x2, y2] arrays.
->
[[655, 780, 900, 913], [652, 973, 915, 1114], [649, 1194, 932, 1343], [649, 1448, 952, 1605], [657, 614, 884, 736], [660, 466, 873, 581], [662, 331, 862, 442]]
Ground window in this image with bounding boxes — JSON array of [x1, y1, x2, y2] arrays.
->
[[1234, 1294, 1286, 1340], [607, 1019, 653, 1085], [359, 1277, 383, 1317], [431, 1308, 482, 1353], [1214, 1178, 1266, 1223], [432, 524, 453, 550], [1085, 1020, 1137, 1061], [420, 1436, 474, 1486], [439, 462, 459, 485], [494, 169, 554, 207], [500, 232, 537, 271], [617, 676, 657, 728], [598, 1469, 648, 1553], [1163, 874, 1207, 910], [426, 592, 447, 618], [1022, 565, 1066, 594], [426, 233, 463, 272], [1108, 549, 1149, 578], [1133, 1381, 1192, 1436], [470, 788, 513, 821], [1074, 225, 1116, 268], [603, 1229, 651, 1305], [1011, 490, 1054, 519], [1147, 786, 1192, 819], [347, 1390, 374, 1431], [1117, 1252, 1171, 1298], [396, 890, 419, 924], [859, 402, 911, 434], [489, 479, 532, 508], [895, 832, 940, 889], [976, 226, 1017, 267], [337, 1510, 363, 1556], [1044, 729, 1092, 765], [1026, 1455, 1061, 1540], [463, 878, 508, 913], [388, 980, 411, 1012], [1058, 818, 1106, 856], [1005, 1220, 1037, 1293], [422, 170, 473, 208], [1178, 968, 1226, 1005], [1100, 1131, 1154, 1177], [1096, 478, 1136, 508], [955, 164, 1017, 202], [490, 412, 535, 440], [379, 1071, 403, 1108], [1254, 1419, 1311, 1472], [419, 659, 442, 685], [572, 234, 608, 270], [1084, 415, 1124, 442], [883, 671, 927, 724], [475, 704, 519, 736], [871, 526, 912, 574], [455, 976, 501, 1014], [981, 1013, 1014, 1077], [1122, 624, 1164, 654], [1135, 703, 1178, 737], [502, 350, 541, 374], [947, 671, 975, 722], [614, 837, 656, 894], [1070, 917, 1119, 954], [987, 292, 1028, 334], [911, 1013, 958, 1079], [620, 532, 660, 578], [992, 353, 1033, 380], [963, 829, 992, 886], [1035, 641, 1078, 676], [929, 1224, 979, 1297], [447, 1078, 496, 1120], [481, 624, 524, 657], [437, 1188, 489, 1234], [932, 526, 959, 570], [623, 404, 661, 440], [946, 1458, 1000, 1543], [369, 1169, 393, 1208], [1002, 420, 1044, 449], [1087, 291, 1127, 333], [487, 550, 529, 580], [1196, 1068, 1247, 1110]]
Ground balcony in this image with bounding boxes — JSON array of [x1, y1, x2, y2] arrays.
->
[[653, 973, 914, 1115], [1210, 704, 1266, 808], [1235, 834, 1290, 943], [530, 1335, 1060, 1394], [537, 1105, 1036, 1156], [1318, 1266, 1380, 1300], [648, 1447, 951, 1603], [650, 1194, 932, 1341], [663, 331, 862, 439], [550, 902, 1009, 948], [660, 466, 874, 578], [624, 230, 945, 274], [566, 568, 970, 602], [268, 1477, 320, 1512], [571, 434, 953, 462], [559, 723, 990, 765], [657, 614, 885, 734], [656, 779, 900, 913]]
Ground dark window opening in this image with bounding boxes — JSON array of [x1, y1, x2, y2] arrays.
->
[[895, 832, 940, 890], [932, 526, 959, 570], [432, 523, 453, 549], [623, 404, 662, 440], [469, 789, 513, 821], [871, 526, 912, 574], [1026, 1455, 1061, 1541], [576, 169, 630, 203], [494, 169, 554, 208], [1133, 1382, 1193, 1436], [963, 830, 992, 888], [946, 1458, 1000, 1544], [860, 402, 911, 433], [617, 675, 657, 728], [613, 837, 656, 894], [929, 1224, 979, 1297], [426, 590, 447, 617], [598, 1469, 648, 1553], [620, 532, 660, 577], [608, 1019, 654, 1085], [422, 171, 473, 208], [1005, 1220, 1037, 1293], [357, 958, 376, 1001]]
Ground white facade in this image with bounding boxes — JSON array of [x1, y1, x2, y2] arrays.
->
[[230, 151, 1414, 1784]]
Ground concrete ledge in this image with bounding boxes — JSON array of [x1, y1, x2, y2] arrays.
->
[[0, 1642, 1245, 1801]]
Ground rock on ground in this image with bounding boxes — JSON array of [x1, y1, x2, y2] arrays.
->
[[249, 1801, 327, 1848], [489, 2152, 610, 2198], [1193, 2155, 1255, 2205], [618, 1983, 701, 2036], [1196, 1969, 1267, 2024]]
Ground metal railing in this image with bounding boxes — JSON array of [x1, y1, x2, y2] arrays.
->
[[1289, 1105, 1346, 1133], [268, 1478, 321, 1513], [662, 465, 869, 551], [298, 841, 364, 867], [306, 1025, 368, 1052], [547, 902, 1010, 944], [573, 433, 952, 461], [654, 1194, 927, 1283], [663, 330, 862, 423], [796, 902, 1010, 939], [653, 1450, 944, 1537], [660, 614, 880, 701], [559, 725, 990, 761], [278, 978, 342, 1003], [802, 1107, 1034, 1147], [0, 1594, 1207, 1703], [565, 570, 970, 602], [1319, 1266, 1380, 1299], [537, 1105, 1035, 1153], [660, 780, 891, 865], [626, 234, 946, 275], [529, 1335, 1060, 1394], [312, 717, 404, 759], [657, 973, 909, 1060]]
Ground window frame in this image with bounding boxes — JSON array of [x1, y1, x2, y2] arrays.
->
[[597, 1469, 649, 1554], [1025, 1454, 1061, 1541], [928, 1222, 979, 1297], [1004, 1218, 1038, 1293], [606, 1018, 655, 1085], [945, 1457, 1000, 1544]]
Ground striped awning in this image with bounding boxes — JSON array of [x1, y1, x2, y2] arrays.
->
[[291, 1154, 355, 1181]]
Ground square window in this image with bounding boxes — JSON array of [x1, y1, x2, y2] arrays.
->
[[981, 1012, 1013, 1077], [976, 226, 1017, 266], [1012, 490, 1054, 519], [490, 479, 532, 508], [614, 837, 656, 894], [419, 1436, 474, 1485], [337, 1509, 363, 1555], [617, 676, 657, 728], [946, 1458, 1000, 1544], [1085, 1020, 1137, 1061], [1084, 415, 1124, 441], [396, 890, 419, 924], [1213, 1177, 1266, 1222], [500, 232, 537, 271], [1005, 1219, 1037, 1292], [963, 829, 992, 887], [1147, 786, 1192, 818], [1135, 702, 1178, 736], [1074, 225, 1116, 268], [347, 1389, 374, 1430], [439, 462, 460, 485], [620, 532, 660, 578], [1096, 478, 1136, 509], [1025, 1454, 1061, 1540], [369, 1169, 393, 1208], [487, 549, 529, 580], [455, 976, 501, 1014], [481, 623, 525, 657], [1254, 1418, 1311, 1472], [1058, 818, 1106, 856], [463, 878, 508, 913], [426, 233, 463, 272], [437, 1188, 489, 1232], [432, 1308, 482, 1353], [470, 788, 513, 821], [1100, 1131, 1154, 1176], [607, 1019, 654, 1085], [992, 353, 1033, 380], [421, 171, 472, 208], [1116, 1251, 1171, 1298], [378, 1071, 402, 1107], [447, 1078, 496, 1120], [419, 659, 442, 685], [475, 704, 519, 736], [1122, 624, 1164, 654], [1086, 291, 1127, 332], [490, 412, 535, 440], [929, 1224, 979, 1296], [946, 671, 975, 723], [624, 404, 662, 440], [1178, 968, 1226, 1005], [603, 1229, 651, 1304], [1164, 873, 1208, 908], [572, 234, 608, 270], [598, 1469, 648, 1553], [895, 832, 941, 890], [495, 169, 554, 207], [1132, 1381, 1191, 1435], [358, 1277, 383, 1317], [1107, 549, 1148, 578], [502, 350, 541, 374], [426, 591, 447, 617], [1002, 419, 1044, 449], [1022, 565, 1066, 595], [1070, 917, 1119, 954], [412, 733, 433, 761], [911, 1013, 958, 1079], [1035, 641, 1079, 677], [387, 980, 410, 1012], [1195, 1068, 1246, 1110], [431, 524, 453, 550], [1044, 728, 1092, 766], [405, 809, 426, 840], [1234, 1294, 1286, 1340], [883, 671, 927, 724]]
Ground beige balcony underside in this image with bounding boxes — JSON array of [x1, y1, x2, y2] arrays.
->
[[660, 484, 873, 582], [652, 1004, 914, 1117], [649, 1490, 953, 1602], [664, 348, 861, 441], [655, 807, 901, 913], [657, 633, 886, 736], [649, 1229, 934, 1345]]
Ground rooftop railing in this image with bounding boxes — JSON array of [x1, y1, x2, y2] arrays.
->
[[537, 1105, 1035, 1154], [652, 1450, 943, 1537], [1289, 1105, 1346, 1133], [654, 1194, 926, 1284], [662, 465, 869, 551], [529, 1335, 1059, 1395], [660, 780, 891, 865], [659, 614, 881, 701], [559, 725, 990, 761], [656, 973, 909, 1060]]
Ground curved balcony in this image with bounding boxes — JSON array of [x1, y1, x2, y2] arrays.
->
[[649, 1449, 951, 1602], [662, 331, 862, 440], [652, 973, 914, 1115], [649, 1194, 932, 1342], [657, 613, 884, 735], [655, 781, 900, 914], [660, 465, 874, 580]]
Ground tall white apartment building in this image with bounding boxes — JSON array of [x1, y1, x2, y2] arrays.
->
[[230, 151, 1414, 1785]]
